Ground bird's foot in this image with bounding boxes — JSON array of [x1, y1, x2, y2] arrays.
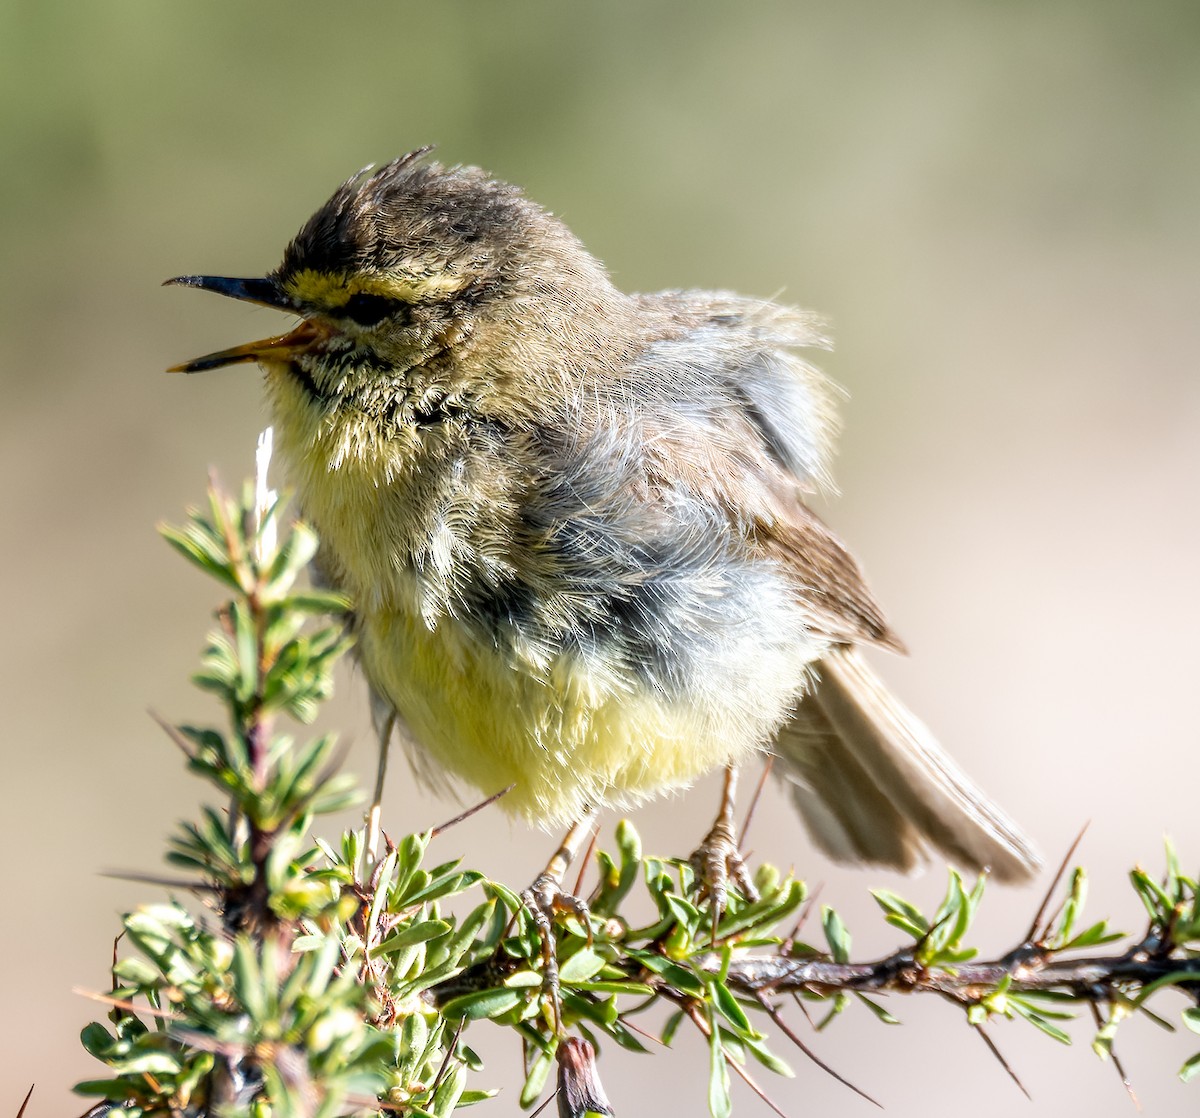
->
[[689, 814, 759, 934], [522, 871, 593, 1026], [689, 766, 759, 938]]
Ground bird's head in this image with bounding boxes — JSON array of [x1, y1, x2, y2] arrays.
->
[[167, 149, 627, 420]]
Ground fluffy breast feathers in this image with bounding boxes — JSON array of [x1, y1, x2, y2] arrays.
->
[[267, 292, 898, 822]]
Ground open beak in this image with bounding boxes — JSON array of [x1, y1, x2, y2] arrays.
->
[[164, 275, 329, 373]]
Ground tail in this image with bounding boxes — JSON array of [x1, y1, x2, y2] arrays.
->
[[773, 647, 1040, 882]]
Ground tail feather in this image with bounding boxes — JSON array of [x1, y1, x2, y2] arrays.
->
[[774, 648, 1040, 882]]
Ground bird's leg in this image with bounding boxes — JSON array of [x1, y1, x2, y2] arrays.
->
[[366, 709, 395, 863], [690, 766, 759, 931], [522, 807, 598, 1021]]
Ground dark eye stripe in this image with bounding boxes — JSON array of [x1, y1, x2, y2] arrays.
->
[[341, 292, 404, 326]]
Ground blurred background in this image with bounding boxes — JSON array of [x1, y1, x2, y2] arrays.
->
[[2, 1, 1199, 1115]]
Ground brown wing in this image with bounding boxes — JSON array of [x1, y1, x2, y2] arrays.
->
[[748, 486, 906, 653], [637, 403, 904, 654], [777, 647, 1040, 880], [627, 307, 1037, 879]]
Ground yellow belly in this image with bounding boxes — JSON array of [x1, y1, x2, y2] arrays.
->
[[265, 367, 812, 825], [359, 605, 763, 827]]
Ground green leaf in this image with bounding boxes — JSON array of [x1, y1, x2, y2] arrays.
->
[[74, 1079, 146, 1099], [503, 969, 544, 988], [1062, 920, 1124, 951], [559, 947, 608, 985], [715, 879, 805, 939], [630, 952, 706, 996], [402, 869, 486, 908], [593, 819, 644, 918], [822, 905, 851, 964], [871, 889, 928, 939], [855, 993, 900, 1025], [80, 1022, 116, 1058], [431, 1061, 469, 1117], [371, 919, 452, 958], [112, 956, 163, 987], [815, 991, 850, 1030], [230, 937, 267, 1022], [264, 519, 319, 591], [568, 980, 655, 996], [230, 599, 260, 702], [440, 987, 526, 1021], [1130, 867, 1174, 923], [707, 1008, 732, 1118], [711, 980, 753, 1035], [445, 898, 497, 962], [924, 871, 975, 960], [112, 1051, 183, 1075], [662, 1009, 685, 1047], [159, 521, 240, 593], [1022, 1012, 1072, 1044], [520, 1042, 557, 1108], [285, 589, 353, 614], [743, 1034, 794, 1077]]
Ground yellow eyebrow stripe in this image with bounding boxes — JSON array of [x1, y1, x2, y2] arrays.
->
[[283, 268, 467, 308]]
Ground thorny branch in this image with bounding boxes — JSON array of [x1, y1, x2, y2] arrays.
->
[[78, 462, 1200, 1118], [716, 942, 1200, 1005]]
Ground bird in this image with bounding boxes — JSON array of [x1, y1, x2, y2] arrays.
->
[[166, 148, 1039, 909]]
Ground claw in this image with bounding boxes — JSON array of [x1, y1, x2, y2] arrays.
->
[[524, 872, 593, 935], [689, 766, 759, 937], [521, 812, 598, 1028], [691, 815, 760, 915], [522, 871, 593, 1028]]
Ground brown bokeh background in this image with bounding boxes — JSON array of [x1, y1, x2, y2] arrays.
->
[[3, 3, 1199, 1115]]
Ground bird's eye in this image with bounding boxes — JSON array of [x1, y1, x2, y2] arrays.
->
[[341, 292, 404, 326]]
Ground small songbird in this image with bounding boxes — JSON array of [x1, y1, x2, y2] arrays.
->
[[167, 149, 1039, 898]]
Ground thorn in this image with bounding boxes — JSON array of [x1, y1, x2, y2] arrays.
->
[[616, 1015, 667, 1047], [756, 995, 882, 1108], [1025, 822, 1090, 944], [723, 1049, 792, 1118], [311, 738, 353, 796], [973, 1024, 1031, 1100], [107, 932, 131, 1022], [16, 1085, 34, 1118], [73, 987, 176, 1020], [166, 1025, 252, 1058], [367, 850, 392, 893], [782, 882, 823, 954], [427, 1017, 467, 1099], [685, 1004, 793, 1116], [147, 709, 197, 759], [1133, 1002, 1175, 1033], [790, 990, 816, 1029], [572, 824, 600, 899], [430, 784, 516, 837], [1089, 1004, 1142, 1110], [739, 755, 774, 848], [528, 1088, 560, 1118], [367, 711, 395, 864], [913, 908, 955, 957], [99, 870, 219, 891]]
